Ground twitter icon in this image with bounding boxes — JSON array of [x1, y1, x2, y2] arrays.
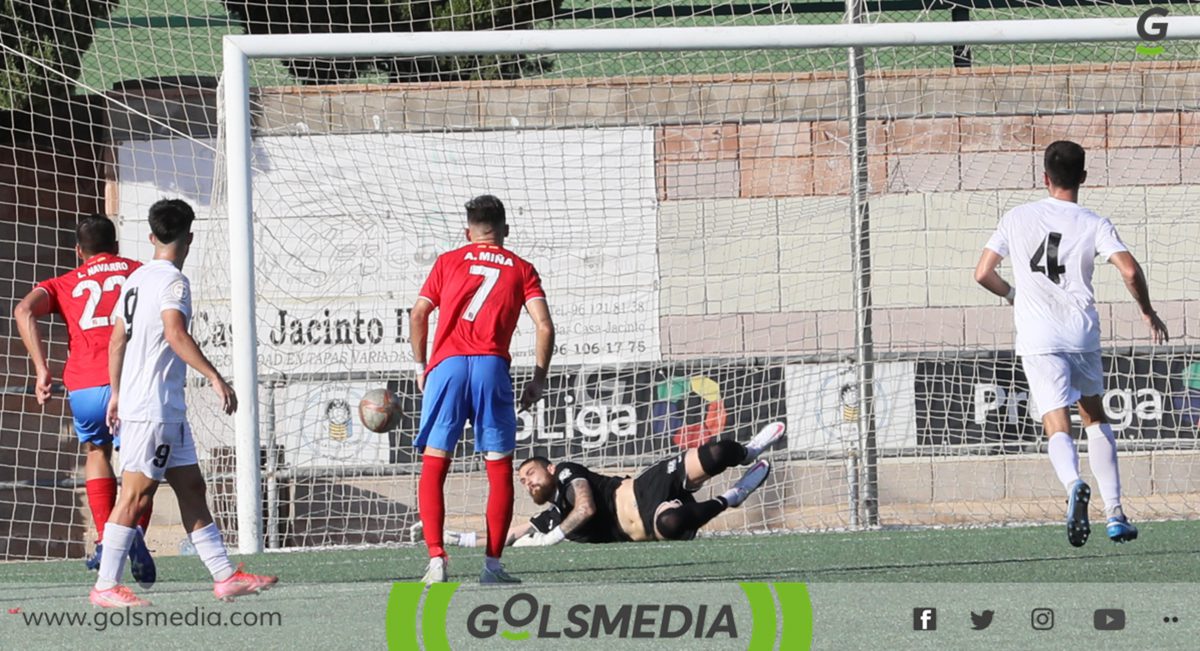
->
[[971, 610, 995, 630]]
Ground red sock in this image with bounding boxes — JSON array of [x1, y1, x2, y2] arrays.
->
[[419, 455, 452, 559], [485, 457, 514, 560], [137, 503, 153, 533], [85, 478, 117, 543]]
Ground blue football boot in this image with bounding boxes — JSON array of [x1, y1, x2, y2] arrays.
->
[[128, 526, 157, 589], [1107, 514, 1138, 543], [84, 542, 102, 571], [1066, 480, 1091, 548]]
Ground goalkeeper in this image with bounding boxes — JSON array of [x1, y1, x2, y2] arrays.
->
[[408, 423, 783, 548]]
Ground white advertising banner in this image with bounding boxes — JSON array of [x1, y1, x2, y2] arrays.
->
[[785, 362, 918, 452], [276, 381, 392, 467], [116, 128, 661, 376]]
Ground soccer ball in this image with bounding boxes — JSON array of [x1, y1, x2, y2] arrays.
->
[[358, 388, 400, 433]]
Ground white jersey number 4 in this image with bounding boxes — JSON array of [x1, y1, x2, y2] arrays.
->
[[462, 265, 500, 322], [1029, 232, 1067, 284]]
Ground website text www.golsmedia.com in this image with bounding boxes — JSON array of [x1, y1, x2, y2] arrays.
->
[[18, 607, 283, 632]]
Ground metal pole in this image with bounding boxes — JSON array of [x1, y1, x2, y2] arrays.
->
[[265, 382, 279, 550], [845, 0, 880, 528], [222, 39, 264, 554], [227, 17, 1200, 58]]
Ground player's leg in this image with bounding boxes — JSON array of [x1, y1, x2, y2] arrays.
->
[[79, 388, 159, 586], [470, 356, 520, 584], [680, 422, 785, 490], [164, 423, 277, 601], [72, 387, 157, 539], [1073, 353, 1137, 543], [81, 442, 115, 570], [653, 460, 772, 541], [415, 357, 470, 583], [90, 420, 160, 607], [1025, 354, 1090, 547], [71, 386, 118, 569]]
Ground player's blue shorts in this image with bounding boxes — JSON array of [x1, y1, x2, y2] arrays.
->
[[416, 356, 517, 454], [68, 385, 114, 447]]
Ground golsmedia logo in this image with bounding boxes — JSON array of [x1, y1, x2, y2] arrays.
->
[[1136, 8, 1169, 56], [386, 582, 812, 650], [467, 592, 737, 640]]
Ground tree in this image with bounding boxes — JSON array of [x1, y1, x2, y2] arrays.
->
[[220, 0, 562, 84], [1, 1, 119, 110]]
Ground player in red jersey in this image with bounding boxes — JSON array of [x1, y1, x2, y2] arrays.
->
[[13, 215, 155, 583], [410, 194, 556, 584]]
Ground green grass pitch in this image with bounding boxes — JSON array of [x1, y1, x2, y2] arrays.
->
[[1, 520, 1197, 649]]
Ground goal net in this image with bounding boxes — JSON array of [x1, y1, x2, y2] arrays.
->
[[3, 3, 1199, 559]]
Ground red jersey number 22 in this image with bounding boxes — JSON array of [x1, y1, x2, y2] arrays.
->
[[462, 265, 500, 322], [72, 277, 126, 330]]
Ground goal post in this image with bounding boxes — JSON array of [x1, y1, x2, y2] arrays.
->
[[214, 16, 1200, 553]]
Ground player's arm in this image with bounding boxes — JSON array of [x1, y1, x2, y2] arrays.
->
[[13, 288, 55, 404], [106, 317, 128, 428], [520, 297, 556, 411], [973, 249, 1015, 305], [505, 521, 535, 547], [1109, 251, 1168, 344], [527, 478, 594, 547], [411, 258, 441, 392], [409, 298, 434, 391], [162, 310, 238, 415]]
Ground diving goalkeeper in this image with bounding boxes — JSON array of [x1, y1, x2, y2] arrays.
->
[[413, 422, 784, 547]]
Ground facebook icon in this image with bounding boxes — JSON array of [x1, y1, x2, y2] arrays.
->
[[913, 607, 938, 631]]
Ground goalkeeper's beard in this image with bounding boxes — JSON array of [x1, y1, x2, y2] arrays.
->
[[529, 484, 553, 505]]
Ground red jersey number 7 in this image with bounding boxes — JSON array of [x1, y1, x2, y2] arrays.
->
[[462, 265, 501, 322]]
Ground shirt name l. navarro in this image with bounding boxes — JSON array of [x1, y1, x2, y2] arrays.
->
[[75, 261, 131, 278], [465, 250, 514, 266]]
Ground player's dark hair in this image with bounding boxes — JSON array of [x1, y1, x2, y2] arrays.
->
[[518, 456, 551, 471], [148, 198, 195, 244], [465, 194, 506, 229], [75, 214, 118, 256], [1044, 141, 1086, 189]]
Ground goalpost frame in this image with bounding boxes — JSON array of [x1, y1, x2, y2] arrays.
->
[[221, 16, 1200, 554]]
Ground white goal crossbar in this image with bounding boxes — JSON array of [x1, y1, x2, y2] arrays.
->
[[220, 16, 1200, 553]]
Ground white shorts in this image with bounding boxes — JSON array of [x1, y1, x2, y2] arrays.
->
[[117, 420, 198, 481], [1021, 352, 1105, 419]]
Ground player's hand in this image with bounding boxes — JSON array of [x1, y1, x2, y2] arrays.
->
[[416, 368, 426, 393], [105, 394, 120, 430], [519, 377, 545, 412], [1144, 311, 1169, 345], [512, 533, 540, 548], [34, 367, 53, 405], [516, 530, 563, 547], [213, 378, 238, 415]]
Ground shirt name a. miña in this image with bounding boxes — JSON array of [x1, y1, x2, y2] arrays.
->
[[418, 242, 545, 374], [116, 260, 192, 423], [985, 197, 1128, 356]]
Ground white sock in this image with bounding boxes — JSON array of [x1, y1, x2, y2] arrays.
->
[[1047, 432, 1081, 492], [96, 523, 135, 590], [190, 523, 235, 582], [1085, 423, 1123, 516], [485, 556, 503, 572]]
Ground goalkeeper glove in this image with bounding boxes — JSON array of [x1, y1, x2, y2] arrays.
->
[[514, 527, 566, 547]]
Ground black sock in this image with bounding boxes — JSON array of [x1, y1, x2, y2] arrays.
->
[[655, 499, 728, 540], [696, 439, 748, 476]]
